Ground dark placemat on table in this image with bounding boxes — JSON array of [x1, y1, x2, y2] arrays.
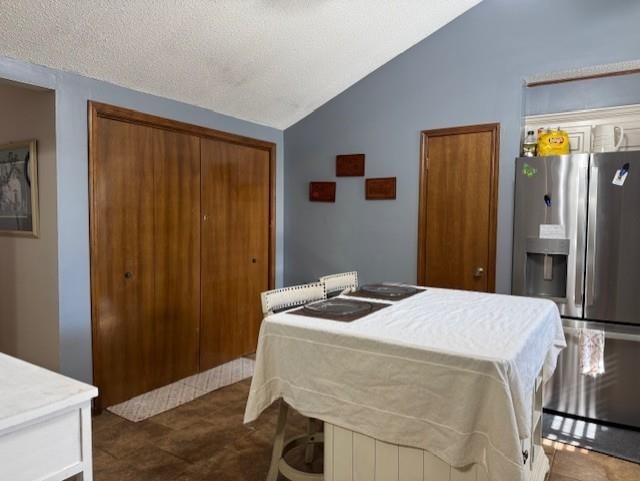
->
[[346, 283, 426, 301], [291, 298, 390, 322]]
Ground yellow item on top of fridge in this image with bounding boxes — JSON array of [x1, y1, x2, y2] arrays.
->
[[537, 128, 570, 156]]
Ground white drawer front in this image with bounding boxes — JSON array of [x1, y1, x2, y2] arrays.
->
[[0, 409, 82, 481]]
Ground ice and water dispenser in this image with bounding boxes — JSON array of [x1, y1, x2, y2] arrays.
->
[[524, 237, 569, 299]]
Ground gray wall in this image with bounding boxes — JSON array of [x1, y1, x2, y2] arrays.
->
[[0, 82, 58, 371], [0, 55, 284, 383], [283, 0, 640, 292], [525, 73, 640, 116]]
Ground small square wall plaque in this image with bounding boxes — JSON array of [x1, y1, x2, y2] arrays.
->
[[336, 154, 365, 177], [309, 181, 336, 202], [365, 177, 396, 200]]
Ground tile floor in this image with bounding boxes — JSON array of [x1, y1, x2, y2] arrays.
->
[[89, 378, 640, 481]]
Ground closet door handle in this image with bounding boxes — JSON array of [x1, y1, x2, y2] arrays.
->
[[251, 258, 257, 264], [124, 271, 133, 279]]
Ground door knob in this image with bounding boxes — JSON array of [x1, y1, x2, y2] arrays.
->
[[124, 271, 133, 279], [473, 267, 484, 278], [251, 258, 257, 264]]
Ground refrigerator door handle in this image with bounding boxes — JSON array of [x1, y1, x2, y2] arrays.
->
[[575, 269, 583, 305], [574, 159, 588, 309], [586, 166, 599, 307], [564, 324, 640, 342], [605, 330, 640, 342]]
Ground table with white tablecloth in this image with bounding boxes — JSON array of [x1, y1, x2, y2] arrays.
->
[[244, 287, 565, 481]]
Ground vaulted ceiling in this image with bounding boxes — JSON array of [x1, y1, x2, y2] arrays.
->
[[0, 0, 480, 129]]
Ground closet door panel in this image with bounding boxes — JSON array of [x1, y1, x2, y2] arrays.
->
[[92, 118, 201, 407], [200, 139, 270, 369], [92, 118, 157, 407], [242, 147, 270, 352], [153, 131, 201, 383]]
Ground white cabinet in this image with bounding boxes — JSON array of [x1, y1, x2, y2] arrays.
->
[[526, 104, 640, 153], [0, 353, 98, 481]]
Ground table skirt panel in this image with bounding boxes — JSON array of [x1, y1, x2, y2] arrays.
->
[[324, 423, 549, 481]]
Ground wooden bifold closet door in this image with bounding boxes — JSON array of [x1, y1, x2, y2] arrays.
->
[[90, 103, 274, 409], [91, 117, 201, 408], [200, 139, 270, 370]]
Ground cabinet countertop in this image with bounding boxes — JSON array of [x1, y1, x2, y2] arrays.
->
[[0, 352, 97, 432]]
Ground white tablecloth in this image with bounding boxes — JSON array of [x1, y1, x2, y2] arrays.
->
[[244, 288, 565, 481]]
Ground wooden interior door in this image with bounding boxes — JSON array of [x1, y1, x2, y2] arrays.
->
[[91, 117, 200, 408], [417, 124, 499, 292], [200, 138, 271, 369]]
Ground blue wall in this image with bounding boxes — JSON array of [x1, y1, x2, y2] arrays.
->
[[525, 73, 640, 116], [283, 0, 640, 292], [0, 56, 284, 383]]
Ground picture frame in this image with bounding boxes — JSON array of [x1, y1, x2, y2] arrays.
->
[[365, 177, 396, 200], [336, 154, 365, 177], [309, 181, 336, 202], [0, 140, 39, 237]]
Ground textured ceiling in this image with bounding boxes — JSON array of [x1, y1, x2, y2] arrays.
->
[[0, 0, 480, 129]]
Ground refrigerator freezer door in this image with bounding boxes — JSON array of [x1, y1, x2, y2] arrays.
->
[[544, 318, 640, 428], [586, 152, 640, 325], [512, 155, 589, 318]]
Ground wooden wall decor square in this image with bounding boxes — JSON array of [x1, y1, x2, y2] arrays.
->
[[365, 177, 396, 200], [336, 154, 365, 177], [309, 181, 336, 202]]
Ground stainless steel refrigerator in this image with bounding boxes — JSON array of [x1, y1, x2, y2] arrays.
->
[[512, 152, 640, 429]]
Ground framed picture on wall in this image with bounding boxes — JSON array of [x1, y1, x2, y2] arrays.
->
[[365, 177, 396, 200], [309, 181, 336, 202], [0, 140, 39, 237], [336, 154, 365, 176]]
